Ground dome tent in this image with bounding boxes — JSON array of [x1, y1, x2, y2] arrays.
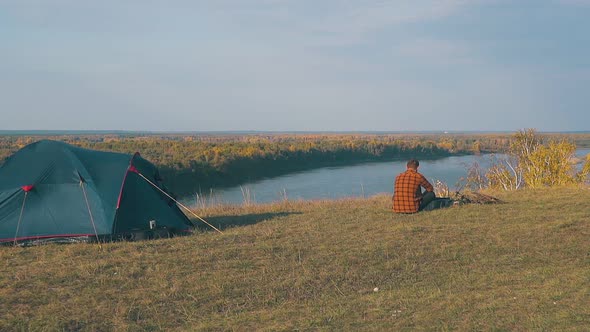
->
[[0, 140, 193, 244]]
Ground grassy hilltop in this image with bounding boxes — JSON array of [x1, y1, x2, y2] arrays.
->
[[1, 187, 589, 331]]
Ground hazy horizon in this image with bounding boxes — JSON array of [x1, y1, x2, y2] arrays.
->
[[2, 129, 590, 136], [2, 1, 589, 132]]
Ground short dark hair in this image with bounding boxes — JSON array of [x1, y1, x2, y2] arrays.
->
[[407, 159, 419, 169]]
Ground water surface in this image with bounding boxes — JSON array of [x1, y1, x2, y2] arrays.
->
[[188, 149, 590, 205]]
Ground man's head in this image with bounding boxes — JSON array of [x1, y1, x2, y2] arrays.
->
[[407, 159, 419, 170]]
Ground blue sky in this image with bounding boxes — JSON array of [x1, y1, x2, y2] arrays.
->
[[1, 0, 589, 132]]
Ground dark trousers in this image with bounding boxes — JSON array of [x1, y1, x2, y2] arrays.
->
[[418, 191, 436, 211]]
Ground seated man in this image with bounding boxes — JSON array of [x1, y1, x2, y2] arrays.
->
[[393, 159, 435, 213]]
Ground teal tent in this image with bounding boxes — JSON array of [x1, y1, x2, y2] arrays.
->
[[0, 140, 193, 244]]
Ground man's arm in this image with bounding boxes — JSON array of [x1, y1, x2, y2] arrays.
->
[[420, 174, 434, 192]]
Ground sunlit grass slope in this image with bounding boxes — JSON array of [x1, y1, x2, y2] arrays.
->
[[1, 188, 589, 331]]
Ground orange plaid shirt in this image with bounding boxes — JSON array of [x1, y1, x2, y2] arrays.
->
[[393, 169, 433, 213]]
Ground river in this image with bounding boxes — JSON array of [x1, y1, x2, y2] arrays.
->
[[186, 149, 590, 206]]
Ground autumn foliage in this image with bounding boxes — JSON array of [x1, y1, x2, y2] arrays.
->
[[485, 129, 590, 190], [0, 133, 508, 195]]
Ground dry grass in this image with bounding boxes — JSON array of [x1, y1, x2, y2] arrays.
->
[[1, 187, 589, 331]]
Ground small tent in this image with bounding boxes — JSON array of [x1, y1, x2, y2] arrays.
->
[[0, 140, 193, 244]]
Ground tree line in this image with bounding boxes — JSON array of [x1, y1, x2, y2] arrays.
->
[[2, 132, 590, 195]]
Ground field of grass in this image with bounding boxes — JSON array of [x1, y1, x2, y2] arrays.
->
[[1, 187, 589, 331]]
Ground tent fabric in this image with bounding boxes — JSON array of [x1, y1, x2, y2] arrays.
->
[[0, 140, 192, 243]]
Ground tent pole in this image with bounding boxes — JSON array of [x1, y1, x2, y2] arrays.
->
[[134, 172, 223, 234], [13, 192, 28, 246], [80, 180, 103, 249]]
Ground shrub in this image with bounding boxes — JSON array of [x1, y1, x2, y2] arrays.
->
[[485, 129, 589, 190]]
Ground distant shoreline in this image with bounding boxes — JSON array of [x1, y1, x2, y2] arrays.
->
[[1, 132, 588, 196]]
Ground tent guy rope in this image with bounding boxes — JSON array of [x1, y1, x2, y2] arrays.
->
[[134, 172, 224, 234]]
